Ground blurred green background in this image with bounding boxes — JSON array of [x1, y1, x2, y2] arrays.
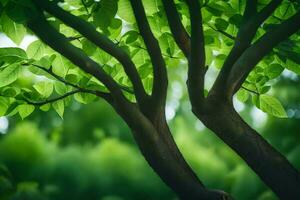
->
[[0, 67, 299, 200]]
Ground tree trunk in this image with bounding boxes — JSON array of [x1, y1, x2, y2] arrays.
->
[[113, 101, 229, 199], [194, 98, 300, 200]]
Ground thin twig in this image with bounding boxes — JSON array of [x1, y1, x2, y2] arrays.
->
[[24, 90, 81, 106], [22, 63, 111, 99], [133, 45, 181, 59], [241, 86, 259, 95], [206, 24, 236, 40], [81, 0, 90, 16]]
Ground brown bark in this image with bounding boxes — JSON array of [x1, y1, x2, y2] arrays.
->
[[114, 103, 230, 200], [191, 97, 300, 200]]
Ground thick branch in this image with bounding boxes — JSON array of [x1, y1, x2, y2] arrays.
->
[[185, 0, 206, 108], [197, 103, 300, 200], [227, 11, 300, 96], [26, 15, 126, 102], [243, 0, 258, 18], [129, 0, 168, 111], [162, 0, 191, 58], [33, 0, 148, 105], [209, 0, 282, 98]]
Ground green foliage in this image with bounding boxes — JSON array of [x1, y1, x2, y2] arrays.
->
[[52, 100, 64, 119], [0, 14, 26, 44], [92, 0, 118, 30], [0, 122, 172, 200], [0, 47, 27, 64], [259, 94, 287, 118], [0, 1, 298, 199], [0, 118, 287, 200], [17, 104, 35, 119], [0, 64, 21, 87], [0, 0, 299, 119]]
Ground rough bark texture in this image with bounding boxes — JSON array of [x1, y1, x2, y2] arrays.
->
[[192, 97, 300, 200], [114, 103, 230, 200]]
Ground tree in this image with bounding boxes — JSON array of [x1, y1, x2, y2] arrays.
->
[[0, 0, 300, 199]]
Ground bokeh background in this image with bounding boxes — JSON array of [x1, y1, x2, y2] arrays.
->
[[0, 34, 300, 200]]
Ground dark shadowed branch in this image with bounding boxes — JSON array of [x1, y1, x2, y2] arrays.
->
[[162, 0, 191, 58], [129, 0, 168, 110], [185, 0, 206, 109]]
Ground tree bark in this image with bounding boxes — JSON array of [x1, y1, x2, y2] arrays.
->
[[192, 97, 300, 200], [112, 101, 230, 200]]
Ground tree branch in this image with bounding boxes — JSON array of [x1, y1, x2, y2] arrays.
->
[[133, 44, 181, 59], [129, 0, 168, 110], [80, 0, 90, 16], [185, 0, 206, 109], [33, 0, 148, 105], [227, 11, 300, 96], [162, 0, 191, 58], [26, 14, 126, 103], [206, 24, 235, 40], [209, 0, 282, 98], [241, 86, 259, 96], [22, 63, 116, 99], [24, 90, 97, 106], [243, 0, 258, 18]]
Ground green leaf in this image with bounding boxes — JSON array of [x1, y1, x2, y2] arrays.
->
[[159, 33, 175, 57], [107, 18, 122, 39], [0, 97, 8, 116], [54, 82, 67, 95], [229, 14, 243, 26], [33, 81, 54, 98], [26, 40, 46, 60], [265, 64, 284, 79], [215, 18, 229, 30], [0, 47, 27, 64], [1, 87, 20, 97], [124, 31, 139, 44], [142, 0, 160, 15], [236, 88, 249, 102], [53, 100, 64, 119], [1, 14, 26, 45], [118, 0, 135, 23], [32, 56, 52, 70], [40, 103, 50, 112], [52, 55, 68, 78], [5, 0, 39, 24], [17, 104, 35, 119], [259, 95, 287, 118], [93, 0, 118, 29], [214, 54, 227, 69], [285, 59, 300, 75], [258, 86, 271, 94], [74, 93, 96, 104], [138, 63, 152, 79], [0, 64, 20, 88]]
